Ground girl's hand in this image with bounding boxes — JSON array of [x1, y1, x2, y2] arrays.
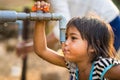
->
[[32, 1, 50, 13]]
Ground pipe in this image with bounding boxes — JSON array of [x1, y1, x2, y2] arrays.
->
[[0, 10, 67, 42]]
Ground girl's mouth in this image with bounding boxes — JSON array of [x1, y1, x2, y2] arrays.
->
[[63, 48, 70, 55]]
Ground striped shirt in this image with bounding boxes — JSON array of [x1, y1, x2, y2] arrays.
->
[[66, 57, 120, 80]]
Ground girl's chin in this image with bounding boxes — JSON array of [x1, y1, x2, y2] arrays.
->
[[64, 56, 69, 61], [64, 56, 76, 63], [64, 56, 72, 61]]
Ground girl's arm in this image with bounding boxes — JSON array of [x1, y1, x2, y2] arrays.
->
[[33, 21, 66, 67], [105, 65, 120, 79]]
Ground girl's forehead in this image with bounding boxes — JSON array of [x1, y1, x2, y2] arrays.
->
[[66, 26, 80, 34]]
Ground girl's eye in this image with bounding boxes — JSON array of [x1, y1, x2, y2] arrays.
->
[[65, 36, 77, 40], [71, 36, 77, 40]]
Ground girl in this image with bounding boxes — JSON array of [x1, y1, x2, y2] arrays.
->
[[33, 2, 120, 80]]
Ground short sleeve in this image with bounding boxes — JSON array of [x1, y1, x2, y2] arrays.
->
[[93, 57, 120, 80]]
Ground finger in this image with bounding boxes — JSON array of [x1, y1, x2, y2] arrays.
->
[[36, 1, 41, 8]]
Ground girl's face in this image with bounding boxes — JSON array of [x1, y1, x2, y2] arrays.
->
[[62, 26, 91, 63]]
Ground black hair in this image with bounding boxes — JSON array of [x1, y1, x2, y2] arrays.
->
[[66, 16, 116, 63]]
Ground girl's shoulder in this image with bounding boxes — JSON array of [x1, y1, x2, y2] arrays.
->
[[94, 57, 120, 67], [92, 57, 120, 80]]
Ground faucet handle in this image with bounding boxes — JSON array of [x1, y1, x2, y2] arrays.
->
[[32, 1, 50, 13]]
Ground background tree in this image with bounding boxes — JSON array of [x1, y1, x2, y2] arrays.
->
[[112, 0, 120, 9]]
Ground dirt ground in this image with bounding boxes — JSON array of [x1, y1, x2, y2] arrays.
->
[[0, 40, 69, 80]]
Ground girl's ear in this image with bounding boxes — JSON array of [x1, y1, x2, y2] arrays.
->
[[88, 46, 95, 53]]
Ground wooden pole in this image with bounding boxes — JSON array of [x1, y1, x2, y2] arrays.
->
[[21, 7, 30, 80]]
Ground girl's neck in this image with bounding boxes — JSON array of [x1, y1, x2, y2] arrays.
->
[[77, 60, 91, 73], [77, 62, 92, 80]]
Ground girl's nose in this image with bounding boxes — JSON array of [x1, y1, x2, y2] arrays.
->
[[64, 39, 69, 46], [61, 40, 68, 48], [61, 40, 69, 50]]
